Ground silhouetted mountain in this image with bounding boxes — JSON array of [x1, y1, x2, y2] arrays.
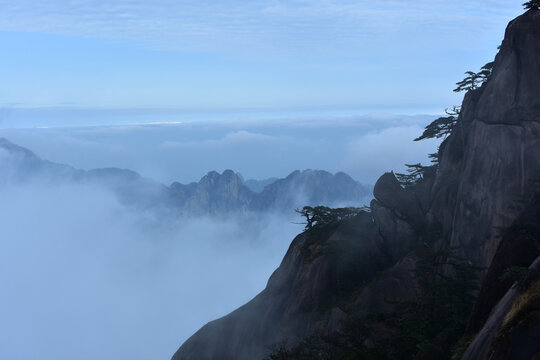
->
[[171, 169, 370, 215], [171, 170, 254, 214], [0, 137, 81, 183], [1, 138, 370, 215], [0, 137, 177, 210], [172, 9, 540, 360], [255, 170, 368, 210]]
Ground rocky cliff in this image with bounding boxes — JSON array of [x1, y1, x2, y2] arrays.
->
[[171, 9, 540, 360]]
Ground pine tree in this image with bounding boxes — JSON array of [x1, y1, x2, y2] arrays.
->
[[396, 163, 431, 187], [454, 62, 494, 93], [414, 115, 457, 141], [414, 106, 461, 142], [523, 0, 540, 9], [454, 71, 482, 92], [295, 206, 364, 230]]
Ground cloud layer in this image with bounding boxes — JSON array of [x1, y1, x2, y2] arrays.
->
[[0, 114, 440, 185], [0, 112, 441, 359], [0, 181, 299, 359]]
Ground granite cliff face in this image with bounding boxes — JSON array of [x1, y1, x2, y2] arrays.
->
[[172, 10, 540, 360], [428, 8, 540, 269]]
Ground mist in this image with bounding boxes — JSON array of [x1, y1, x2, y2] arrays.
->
[[0, 180, 299, 359], [0, 114, 440, 185], [0, 113, 443, 359]]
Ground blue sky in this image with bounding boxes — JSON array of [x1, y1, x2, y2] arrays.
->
[[0, 0, 524, 118]]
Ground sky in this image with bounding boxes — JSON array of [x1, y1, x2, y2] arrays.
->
[[0, 0, 525, 119], [0, 115, 440, 185], [0, 3, 529, 359]]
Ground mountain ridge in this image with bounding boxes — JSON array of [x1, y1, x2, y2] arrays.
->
[[0, 137, 370, 214]]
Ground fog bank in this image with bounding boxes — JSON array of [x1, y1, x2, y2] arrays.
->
[[0, 182, 299, 359]]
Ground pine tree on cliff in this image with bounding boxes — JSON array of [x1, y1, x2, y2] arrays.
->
[[453, 62, 493, 93], [523, 0, 540, 9], [414, 106, 460, 141]]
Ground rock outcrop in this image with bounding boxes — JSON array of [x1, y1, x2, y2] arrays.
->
[[171, 9, 540, 360]]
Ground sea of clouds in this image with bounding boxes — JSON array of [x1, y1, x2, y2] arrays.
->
[[0, 181, 300, 359], [0, 113, 441, 359], [0, 112, 440, 185]]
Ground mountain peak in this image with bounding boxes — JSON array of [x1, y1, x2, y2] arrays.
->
[[471, 7, 540, 125], [0, 137, 37, 159]]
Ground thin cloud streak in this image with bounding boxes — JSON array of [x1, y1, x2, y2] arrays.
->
[[0, 0, 521, 53]]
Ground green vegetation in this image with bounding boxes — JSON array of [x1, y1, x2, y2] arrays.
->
[[295, 206, 367, 230], [395, 163, 434, 188], [388, 249, 482, 359], [414, 106, 460, 142], [523, 0, 540, 9], [414, 115, 457, 141], [453, 62, 494, 93], [403, 60, 494, 186], [500, 279, 540, 337], [265, 248, 481, 360]]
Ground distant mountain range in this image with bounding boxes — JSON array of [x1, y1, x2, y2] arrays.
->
[[0, 138, 372, 215]]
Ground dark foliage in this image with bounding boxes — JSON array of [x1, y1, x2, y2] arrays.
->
[[265, 248, 481, 360], [395, 163, 435, 188], [386, 249, 481, 359], [523, 0, 540, 9], [295, 206, 367, 230], [414, 116, 457, 142], [428, 152, 439, 165], [414, 106, 460, 142], [453, 62, 494, 93]]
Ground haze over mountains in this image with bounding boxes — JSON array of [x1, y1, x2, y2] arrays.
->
[[0, 137, 371, 214], [0, 113, 439, 186]]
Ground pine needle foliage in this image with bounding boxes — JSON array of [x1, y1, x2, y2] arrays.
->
[[395, 163, 433, 188], [295, 206, 366, 230], [523, 0, 540, 9], [453, 62, 494, 93]]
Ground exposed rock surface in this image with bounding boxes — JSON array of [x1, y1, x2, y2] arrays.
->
[[466, 193, 540, 334], [171, 9, 540, 360], [429, 9, 540, 268], [174, 213, 402, 360], [461, 256, 540, 360]]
